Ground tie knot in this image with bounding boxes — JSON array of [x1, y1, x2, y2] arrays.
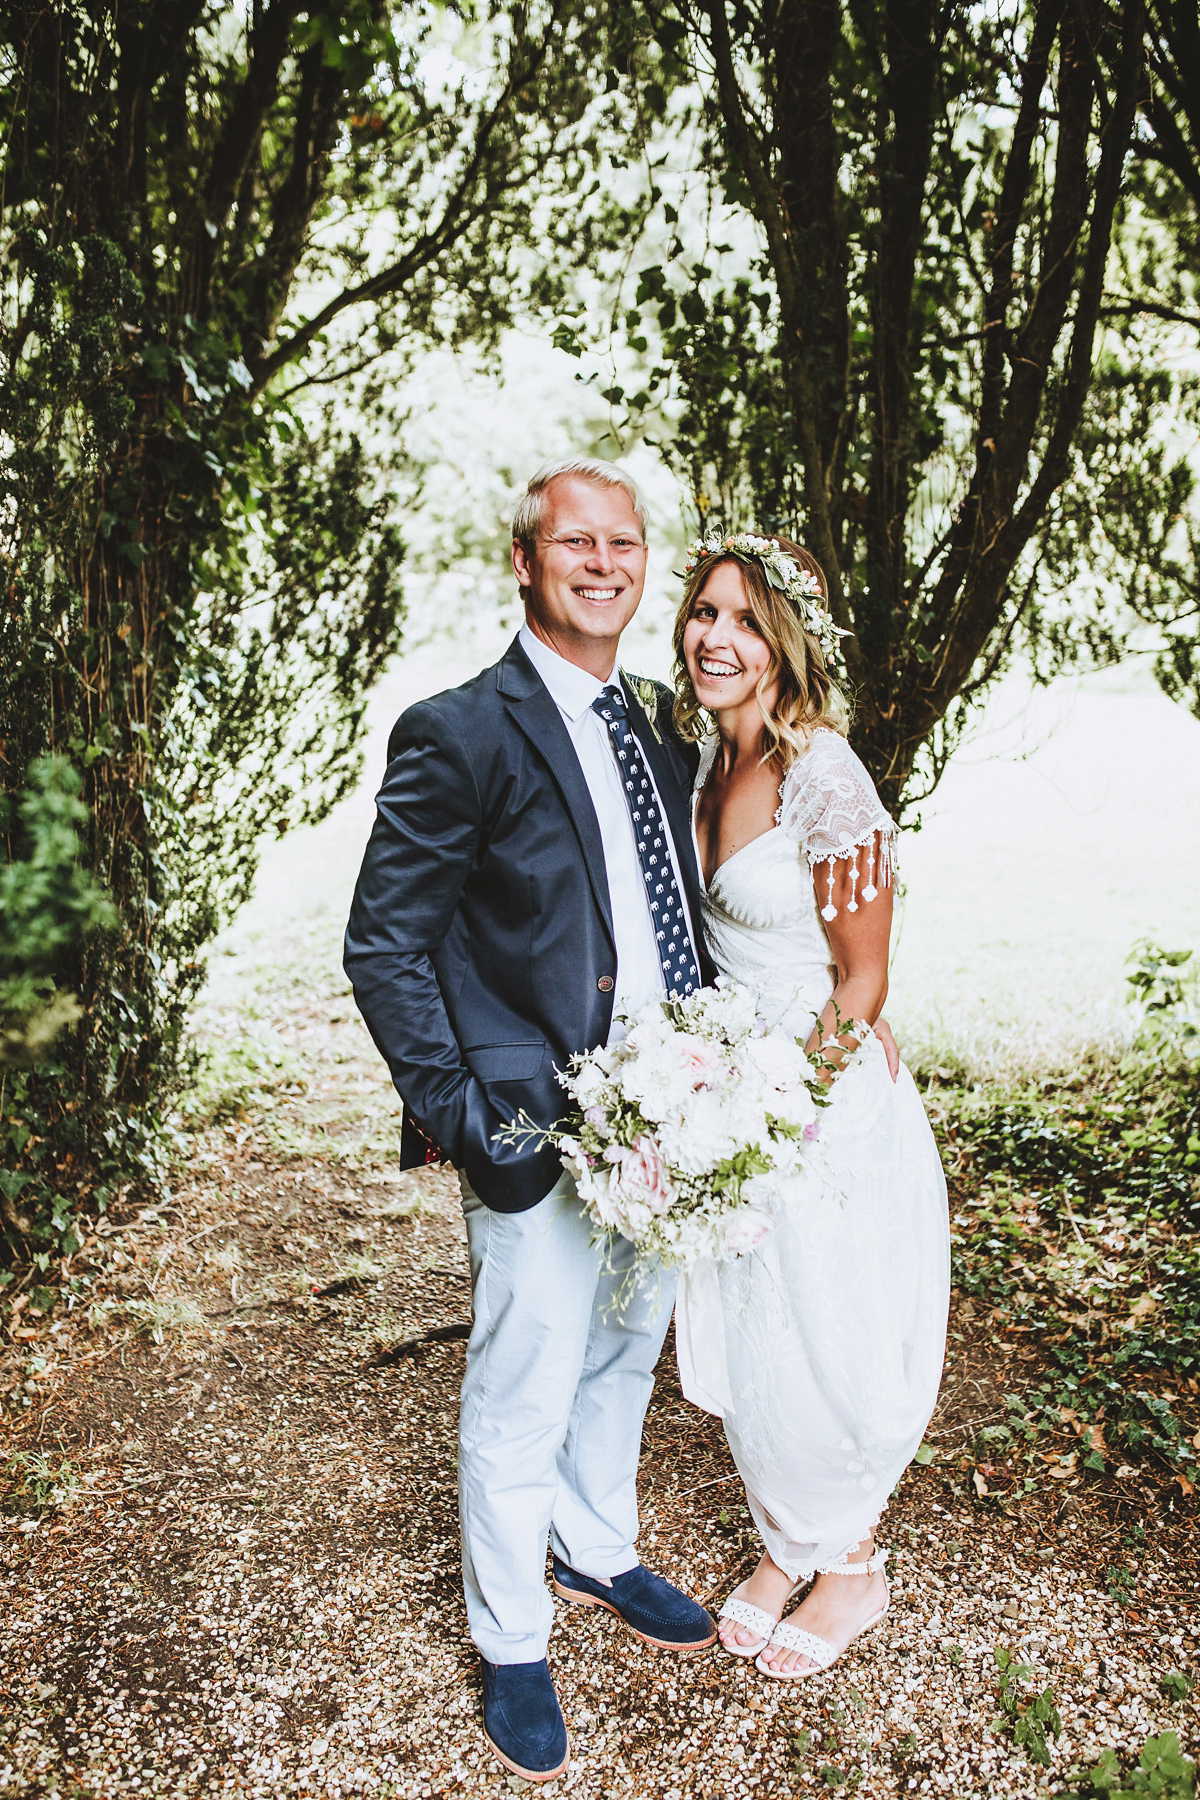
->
[[592, 684, 626, 722]]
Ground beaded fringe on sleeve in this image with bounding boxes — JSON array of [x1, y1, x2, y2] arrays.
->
[[775, 729, 899, 923]]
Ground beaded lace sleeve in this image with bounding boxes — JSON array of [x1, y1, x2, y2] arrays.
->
[[776, 729, 898, 922]]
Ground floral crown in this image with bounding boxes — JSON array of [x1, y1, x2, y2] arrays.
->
[[683, 531, 851, 666]]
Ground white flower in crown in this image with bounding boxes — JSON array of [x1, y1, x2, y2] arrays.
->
[[683, 530, 852, 666]]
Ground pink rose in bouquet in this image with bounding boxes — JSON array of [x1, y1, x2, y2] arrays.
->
[[721, 1207, 775, 1257], [604, 1135, 675, 1217]]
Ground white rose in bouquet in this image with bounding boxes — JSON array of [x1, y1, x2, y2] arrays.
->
[[742, 1028, 812, 1093], [616, 1026, 727, 1125], [654, 1108, 742, 1177]]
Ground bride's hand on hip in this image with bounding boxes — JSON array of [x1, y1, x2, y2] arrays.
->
[[874, 1016, 900, 1082]]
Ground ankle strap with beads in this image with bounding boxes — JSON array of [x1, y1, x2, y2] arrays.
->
[[813, 1547, 889, 1577]]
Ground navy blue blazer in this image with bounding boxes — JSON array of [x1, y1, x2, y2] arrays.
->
[[344, 635, 714, 1212]]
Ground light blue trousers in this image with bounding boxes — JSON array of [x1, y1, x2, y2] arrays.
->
[[458, 1172, 676, 1664]]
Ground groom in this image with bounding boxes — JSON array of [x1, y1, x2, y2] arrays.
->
[[344, 458, 717, 1782]]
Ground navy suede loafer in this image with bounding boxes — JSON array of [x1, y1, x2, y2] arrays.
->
[[479, 1657, 570, 1783], [552, 1557, 717, 1652]]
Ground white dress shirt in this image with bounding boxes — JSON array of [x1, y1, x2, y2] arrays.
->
[[518, 624, 699, 1038]]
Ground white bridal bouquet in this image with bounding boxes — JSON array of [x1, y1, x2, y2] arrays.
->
[[500, 979, 863, 1272]]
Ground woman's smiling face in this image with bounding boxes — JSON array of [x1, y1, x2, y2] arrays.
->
[[682, 559, 776, 719]]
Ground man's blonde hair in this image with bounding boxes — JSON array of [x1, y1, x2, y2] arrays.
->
[[511, 458, 649, 559]]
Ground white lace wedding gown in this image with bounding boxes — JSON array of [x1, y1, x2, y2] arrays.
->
[[675, 729, 950, 1577]]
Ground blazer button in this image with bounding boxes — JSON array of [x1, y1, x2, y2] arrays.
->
[[597, 976, 614, 992]]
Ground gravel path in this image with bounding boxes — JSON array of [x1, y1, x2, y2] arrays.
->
[[2, 1148, 1197, 1799]]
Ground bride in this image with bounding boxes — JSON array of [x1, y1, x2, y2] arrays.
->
[[671, 531, 950, 1680]]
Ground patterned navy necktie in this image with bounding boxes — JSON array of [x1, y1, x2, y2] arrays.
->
[[592, 685, 702, 999]]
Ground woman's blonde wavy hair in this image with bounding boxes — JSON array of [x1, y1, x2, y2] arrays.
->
[[671, 536, 851, 765]]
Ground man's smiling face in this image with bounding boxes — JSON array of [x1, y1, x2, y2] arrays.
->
[[512, 474, 648, 677]]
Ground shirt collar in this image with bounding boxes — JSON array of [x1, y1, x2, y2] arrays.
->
[[518, 622, 616, 723]]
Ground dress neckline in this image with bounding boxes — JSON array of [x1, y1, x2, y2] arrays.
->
[[691, 735, 783, 893]]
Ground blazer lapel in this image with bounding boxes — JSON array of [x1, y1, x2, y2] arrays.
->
[[619, 674, 711, 978], [498, 640, 615, 951]]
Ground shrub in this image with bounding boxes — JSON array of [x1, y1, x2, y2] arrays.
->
[[1, 759, 115, 1252]]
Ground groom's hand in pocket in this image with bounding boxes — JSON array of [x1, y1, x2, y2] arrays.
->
[[874, 1017, 900, 1082]]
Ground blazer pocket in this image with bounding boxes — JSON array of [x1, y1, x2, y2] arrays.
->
[[464, 1043, 545, 1083]]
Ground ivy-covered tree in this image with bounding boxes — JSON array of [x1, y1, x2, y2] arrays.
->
[[0, 0, 640, 1255], [607, 0, 1197, 811]]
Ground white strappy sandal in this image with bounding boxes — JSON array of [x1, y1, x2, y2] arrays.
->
[[717, 1577, 799, 1659], [754, 1547, 890, 1681]]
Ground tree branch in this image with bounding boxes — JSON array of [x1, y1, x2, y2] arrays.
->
[[1135, 88, 1200, 210], [277, 347, 396, 398], [863, 0, 941, 652], [182, 0, 302, 319], [111, 0, 207, 219], [898, 0, 1061, 700], [245, 17, 348, 355], [977, 0, 1064, 446], [1006, 0, 1144, 537], [937, 8, 1087, 598], [1099, 298, 1200, 331], [696, 0, 853, 646], [1146, 0, 1200, 139], [695, 1, 797, 325], [247, 8, 569, 392], [990, 20, 1093, 481], [771, 0, 854, 497], [251, 234, 464, 391], [931, 0, 1143, 712]]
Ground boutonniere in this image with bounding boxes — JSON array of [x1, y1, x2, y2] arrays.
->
[[621, 670, 664, 744]]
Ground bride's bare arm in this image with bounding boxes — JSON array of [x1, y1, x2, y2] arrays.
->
[[805, 830, 893, 1078]]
